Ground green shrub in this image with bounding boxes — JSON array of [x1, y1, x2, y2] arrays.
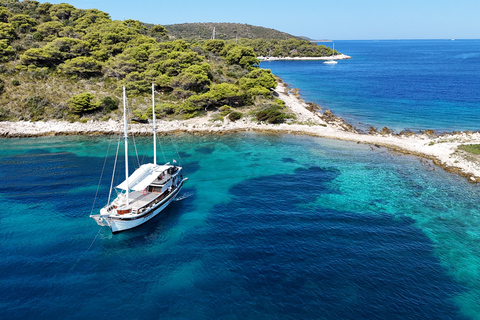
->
[[186, 83, 246, 110], [228, 111, 242, 121], [170, 63, 212, 93], [256, 107, 287, 124], [11, 79, 20, 86], [132, 108, 147, 120], [247, 86, 271, 97], [220, 105, 231, 116], [99, 96, 118, 113], [225, 45, 259, 69], [58, 57, 103, 78], [203, 40, 225, 54], [0, 39, 14, 62], [0, 7, 12, 23], [239, 69, 277, 91], [147, 102, 176, 118], [162, 103, 176, 115], [67, 92, 100, 114], [151, 24, 167, 36], [32, 31, 43, 41], [182, 111, 198, 119]]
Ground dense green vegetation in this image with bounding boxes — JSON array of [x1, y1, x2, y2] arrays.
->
[[0, 1, 305, 123], [164, 22, 301, 41], [235, 38, 338, 57]]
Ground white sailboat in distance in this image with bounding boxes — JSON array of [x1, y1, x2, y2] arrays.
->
[[90, 84, 188, 234], [323, 43, 338, 64]]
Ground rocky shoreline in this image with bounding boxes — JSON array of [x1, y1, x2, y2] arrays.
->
[[1, 82, 479, 183]]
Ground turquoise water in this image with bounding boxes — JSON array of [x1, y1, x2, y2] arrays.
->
[[262, 40, 480, 133], [1, 134, 480, 319], [2, 40, 480, 319]]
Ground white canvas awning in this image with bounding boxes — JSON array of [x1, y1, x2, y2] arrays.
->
[[116, 163, 170, 191]]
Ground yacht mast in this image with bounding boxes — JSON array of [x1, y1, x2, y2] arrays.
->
[[123, 86, 129, 206], [152, 83, 157, 165]]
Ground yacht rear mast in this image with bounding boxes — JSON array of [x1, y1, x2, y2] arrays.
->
[[152, 83, 157, 165], [123, 86, 129, 206]]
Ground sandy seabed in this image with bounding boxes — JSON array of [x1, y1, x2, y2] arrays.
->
[[1, 82, 479, 182]]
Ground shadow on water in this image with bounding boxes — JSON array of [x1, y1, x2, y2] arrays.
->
[[195, 145, 215, 155], [177, 151, 191, 158], [282, 157, 295, 163], [195, 145, 215, 154], [181, 160, 200, 176], [165, 165, 469, 320]]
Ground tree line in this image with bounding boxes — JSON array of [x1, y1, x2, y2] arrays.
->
[[235, 38, 337, 57]]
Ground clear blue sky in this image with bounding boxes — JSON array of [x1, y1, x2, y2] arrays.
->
[[47, 0, 480, 40]]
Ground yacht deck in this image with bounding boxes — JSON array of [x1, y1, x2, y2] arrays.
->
[[128, 191, 160, 210]]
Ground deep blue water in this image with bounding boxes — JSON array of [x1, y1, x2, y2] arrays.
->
[[1, 135, 480, 319], [261, 39, 480, 132]]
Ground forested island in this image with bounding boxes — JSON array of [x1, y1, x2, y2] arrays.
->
[[163, 22, 302, 41], [0, 0, 341, 124]]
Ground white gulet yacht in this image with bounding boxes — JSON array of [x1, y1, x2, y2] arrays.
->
[[90, 85, 188, 233]]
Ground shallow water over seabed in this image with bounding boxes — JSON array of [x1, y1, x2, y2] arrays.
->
[[0, 134, 479, 319]]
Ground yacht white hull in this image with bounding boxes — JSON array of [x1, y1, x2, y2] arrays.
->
[[91, 180, 185, 234]]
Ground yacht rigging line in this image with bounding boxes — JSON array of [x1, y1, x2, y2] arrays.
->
[[108, 136, 121, 204], [131, 132, 141, 169], [158, 135, 167, 163], [67, 226, 103, 274], [168, 134, 185, 171], [90, 135, 114, 215]]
